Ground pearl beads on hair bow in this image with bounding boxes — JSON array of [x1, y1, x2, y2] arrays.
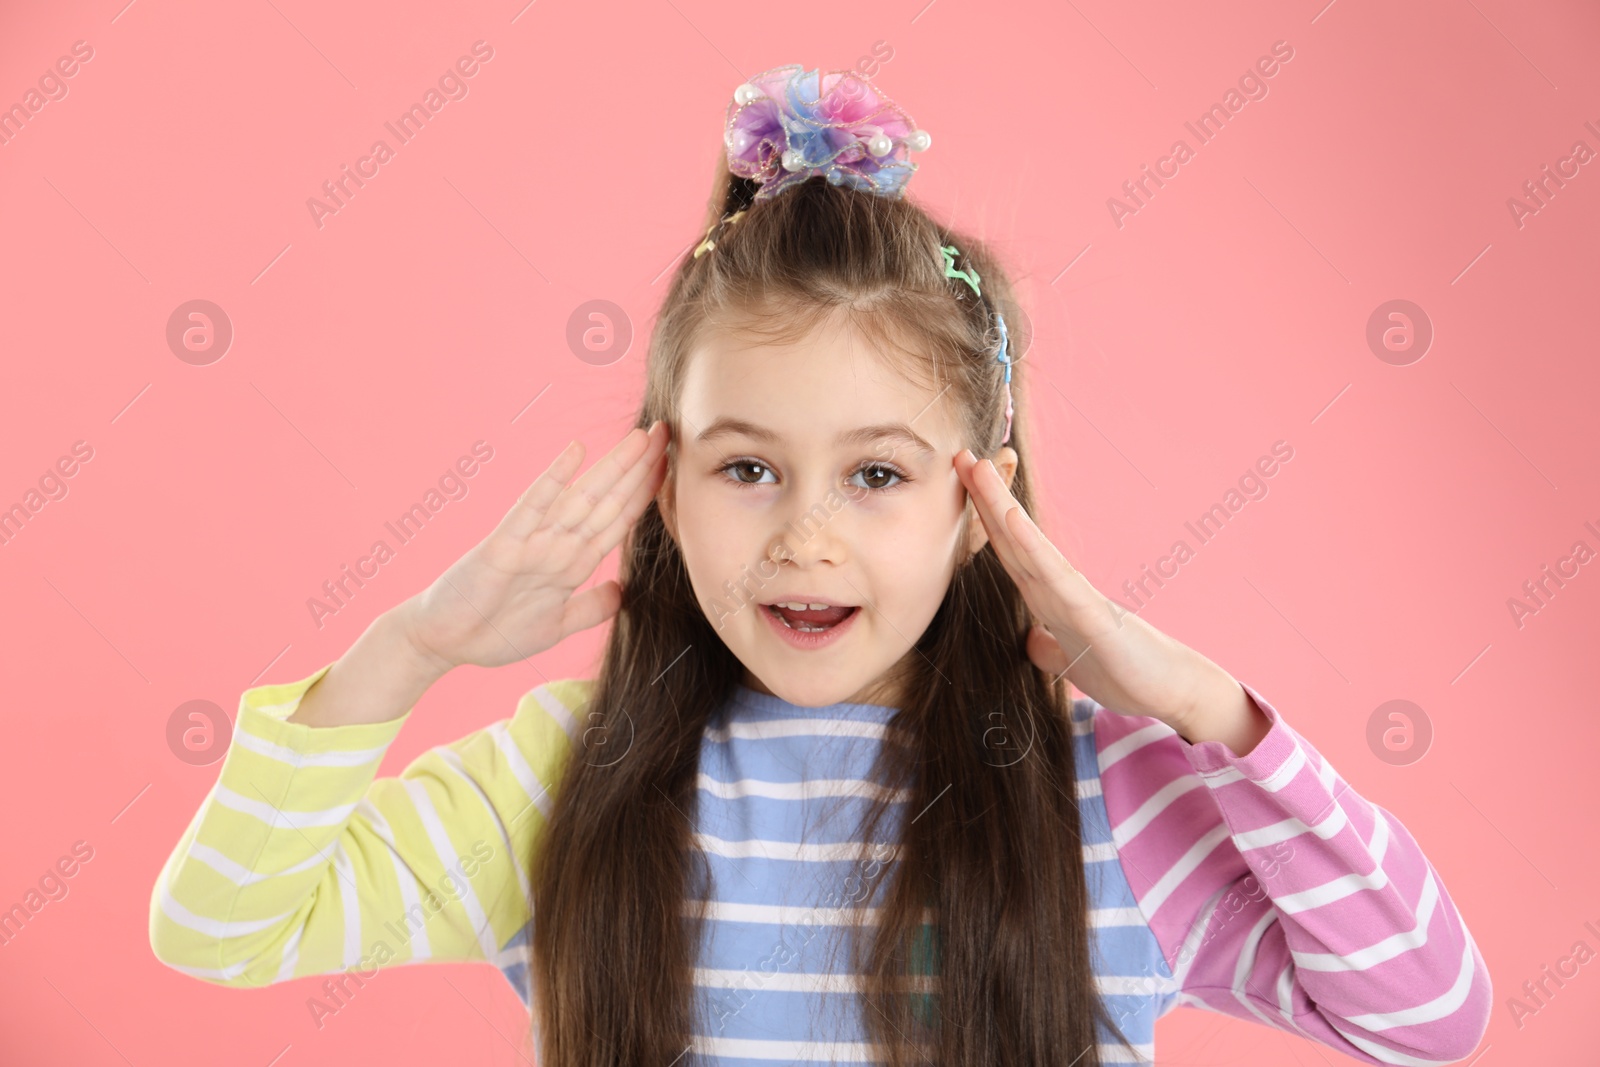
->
[[724, 64, 933, 200]]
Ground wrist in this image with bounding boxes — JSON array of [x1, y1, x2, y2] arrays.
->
[[1171, 664, 1269, 757], [384, 598, 456, 683]]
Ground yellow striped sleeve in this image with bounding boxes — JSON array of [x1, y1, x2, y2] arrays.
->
[[148, 662, 595, 989]]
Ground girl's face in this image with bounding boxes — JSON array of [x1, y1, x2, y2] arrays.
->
[[659, 310, 1014, 710]]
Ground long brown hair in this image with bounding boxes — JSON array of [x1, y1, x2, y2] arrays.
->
[[529, 159, 1137, 1066]]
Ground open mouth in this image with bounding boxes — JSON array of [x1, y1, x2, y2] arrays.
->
[[763, 602, 859, 633]]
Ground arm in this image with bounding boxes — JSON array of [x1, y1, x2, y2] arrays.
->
[[1092, 682, 1492, 1065], [148, 611, 591, 988], [148, 425, 664, 987]]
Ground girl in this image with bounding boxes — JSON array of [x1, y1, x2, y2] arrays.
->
[[149, 64, 1491, 1066]]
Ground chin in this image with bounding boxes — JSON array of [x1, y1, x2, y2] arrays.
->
[[749, 667, 865, 708]]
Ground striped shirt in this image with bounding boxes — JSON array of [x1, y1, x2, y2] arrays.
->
[[148, 668, 1491, 1064]]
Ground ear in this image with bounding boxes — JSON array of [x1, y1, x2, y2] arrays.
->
[[657, 459, 680, 545], [964, 445, 1019, 557]]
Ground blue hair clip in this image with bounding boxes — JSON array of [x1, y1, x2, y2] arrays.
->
[[995, 310, 1014, 445]]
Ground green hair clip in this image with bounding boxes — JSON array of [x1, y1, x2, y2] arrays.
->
[[940, 243, 981, 296]]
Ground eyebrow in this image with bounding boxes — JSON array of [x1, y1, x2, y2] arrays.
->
[[695, 416, 936, 456]]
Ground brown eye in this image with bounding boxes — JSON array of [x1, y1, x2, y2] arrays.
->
[[850, 464, 907, 492], [719, 460, 776, 487]]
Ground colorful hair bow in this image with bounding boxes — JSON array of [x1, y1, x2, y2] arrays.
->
[[723, 64, 933, 200]]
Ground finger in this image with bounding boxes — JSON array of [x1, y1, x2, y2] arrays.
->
[[979, 466, 1099, 615], [564, 421, 668, 543], [543, 424, 657, 537], [501, 440, 587, 541], [956, 450, 1039, 583], [590, 440, 669, 558], [998, 485, 1086, 585], [557, 579, 623, 639]]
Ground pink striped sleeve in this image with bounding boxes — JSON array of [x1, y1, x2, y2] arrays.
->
[[1093, 681, 1492, 1064]]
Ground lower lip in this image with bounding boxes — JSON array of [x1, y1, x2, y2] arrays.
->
[[759, 604, 860, 650]]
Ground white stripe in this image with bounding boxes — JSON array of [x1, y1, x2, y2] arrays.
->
[[1231, 907, 1275, 1006], [165, 958, 252, 981], [231, 728, 390, 768], [696, 774, 906, 803], [690, 1035, 897, 1062], [1090, 906, 1153, 927], [1137, 822, 1231, 916], [1108, 774, 1207, 848], [1198, 739, 1308, 792], [1212, 910, 1304, 1037], [1098, 972, 1180, 997], [1272, 865, 1391, 915], [1276, 956, 1297, 1018], [1293, 868, 1440, 972], [1271, 958, 1307, 1037], [695, 834, 898, 863], [187, 841, 327, 886], [435, 746, 534, 913], [487, 721, 557, 826], [1317, 753, 1340, 792], [1097, 722, 1172, 772], [357, 800, 430, 960], [159, 887, 294, 939], [275, 924, 303, 982], [1168, 883, 1229, 986], [694, 833, 1113, 866], [693, 968, 928, 994], [491, 935, 530, 971], [531, 685, 580, 740], [688, 900, 927, 927], [1342, 939, 1479, 1032], [1232, 804, 1349, 851], [694, 771, 1101, 805], [333, 843, 362, 969], [402, 779, 498, 959], [212, 784, 356, 828], [1082, 840, 1118, 863], [704, 719, 888, 744], [1368, 799, 1393, 863], [690, 898, 1148, 932]]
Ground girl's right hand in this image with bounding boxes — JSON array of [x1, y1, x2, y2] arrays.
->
[[396, 421, 670, 674]]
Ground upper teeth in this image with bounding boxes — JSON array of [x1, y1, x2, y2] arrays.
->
[[777, 602, 832, 610]]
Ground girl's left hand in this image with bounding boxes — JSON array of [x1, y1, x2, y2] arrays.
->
[[954, 449, 1241, 734]]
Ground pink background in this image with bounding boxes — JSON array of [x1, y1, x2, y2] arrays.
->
[[2, 0, 1596, 1062]]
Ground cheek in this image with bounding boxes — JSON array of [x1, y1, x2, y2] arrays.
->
[[673, 480, 756, 585], [864, 498, 965, 596]]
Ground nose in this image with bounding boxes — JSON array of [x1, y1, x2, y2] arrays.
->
[[771, 492, 847, 568]]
